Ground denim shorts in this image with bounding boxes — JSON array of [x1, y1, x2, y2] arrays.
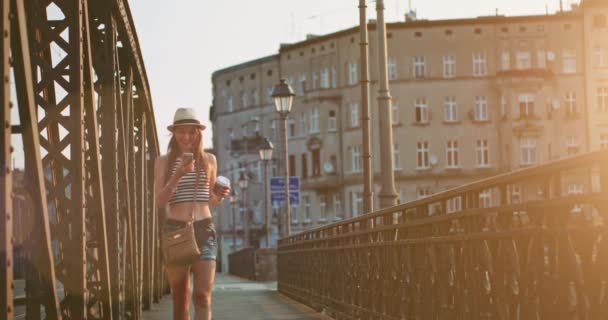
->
[[163, 218, 217, 262]]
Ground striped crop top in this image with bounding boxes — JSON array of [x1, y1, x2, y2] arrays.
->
[[168, 158, 210, 205]]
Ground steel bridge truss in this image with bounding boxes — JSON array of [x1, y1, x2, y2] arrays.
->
[[1, 0, 162, 319]]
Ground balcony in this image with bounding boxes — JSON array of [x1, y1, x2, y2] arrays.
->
[[494, 68, 554, 87], [229, 134, 265, 156]]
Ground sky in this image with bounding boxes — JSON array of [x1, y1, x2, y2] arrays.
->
[[130, 0, 576, 153]]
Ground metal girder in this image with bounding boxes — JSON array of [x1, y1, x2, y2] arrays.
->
[[1, 2, 13, 318], [3, 0, 162, 319], [5, 0, 62, 319]]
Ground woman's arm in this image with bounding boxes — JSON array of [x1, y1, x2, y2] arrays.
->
[[207, 153, 228, 206], [154, 155, 188, 207]]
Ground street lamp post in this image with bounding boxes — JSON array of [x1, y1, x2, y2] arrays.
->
[[271, 79, 295, 238], [258, 137, 274, 247], [238, 172, 249, 247], [230, 188, 238, 251]]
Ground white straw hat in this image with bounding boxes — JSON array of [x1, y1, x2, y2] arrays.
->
[[167, 107, 206, 131]]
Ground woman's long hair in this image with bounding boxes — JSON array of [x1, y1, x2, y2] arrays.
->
[[166, 128, 208, 182]]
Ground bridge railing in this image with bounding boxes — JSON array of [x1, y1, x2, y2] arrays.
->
[[278, 150, 608, 320]]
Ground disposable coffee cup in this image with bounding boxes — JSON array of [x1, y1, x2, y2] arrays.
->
[[214, 176, 231, 194]]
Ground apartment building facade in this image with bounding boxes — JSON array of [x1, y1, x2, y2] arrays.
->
[[210, 1, 608, 271]]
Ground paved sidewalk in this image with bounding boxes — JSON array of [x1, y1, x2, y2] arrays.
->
[[143, 273, 332, 320]]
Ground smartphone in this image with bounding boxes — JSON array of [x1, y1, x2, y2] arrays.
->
[[182, 152, 194, 164]]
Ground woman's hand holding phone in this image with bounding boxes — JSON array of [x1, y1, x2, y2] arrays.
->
[[177, 153, 195, 176]]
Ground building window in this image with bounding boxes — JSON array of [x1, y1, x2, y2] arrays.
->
[[331, 67, 337, 88], [444, 96, 458, 122], [447, 196, 462, 213], [266, 87, 274, 103], [351, 145, 361, 172], [299, 113, 307, 136], [537, 50, 546, 68], [351, 192, 363, 217], [598, 87, 608, 112], [473, 52, 487, 76], [600, 133, 608, 149], [291, 207, 298, 223], [312, 71, 318, 90], [299, 74, 306, 95], [476, 139, 490, 167], [413, 56, 426, 78], [563, 49, 576, 74], [288, 154, 296, 176], [479, 190, 492, 208], [415, 98, 429, 123], [239, 90, 247, 109], [520, 137, 537, 165], [319, 196, 327, 222], [312, 149, 320, 176], [446, 140, 459, 168], [565, 92, 577, 115], [393, 143, 401, 170], [388, 57, 398, 80], [301, 153, 308, 178], [251, 89, 258, 106], [515, 51, 531, 69], [474, 96, 489, 121], [566, 136, 579, 156], [348, 62, 358, 85], [501, 95, 508, 119], [350, 103, 359, 128], [333, 194, 342, 219], [226, 95, 233, 112], [509, 184, 521, 204], [519, 94, 535, 118], [595, 47, 607, 68], [392, 102, 400, 124], [328, 110, 337, 131], [417, 141, 430, 169], [417, 187, 431, 199], [443, 55, 455, 78], [568, 183, 583, 195], [320, 68, 330, 88], [303, 196, 311, 222], [269, 120, 277, 141], [309, 107, 320, 133], [501, 52, 510, 70], [288, 117, 296, 138]]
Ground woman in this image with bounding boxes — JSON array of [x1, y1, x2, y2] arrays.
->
[[154, 107, 230, 320]]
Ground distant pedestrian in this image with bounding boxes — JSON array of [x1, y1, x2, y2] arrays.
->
[[154, 107, 231, 320]]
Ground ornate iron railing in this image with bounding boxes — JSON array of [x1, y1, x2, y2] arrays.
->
[[1, 1, 162, 319], [278, 150, 608, 320]]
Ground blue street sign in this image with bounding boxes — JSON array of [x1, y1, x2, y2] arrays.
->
[[270, 176, 300, 192], [270, 191, 300, 207]]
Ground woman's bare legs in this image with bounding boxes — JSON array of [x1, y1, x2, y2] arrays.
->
[[166, 264, 191, 320], [191, 260, 216, 320]]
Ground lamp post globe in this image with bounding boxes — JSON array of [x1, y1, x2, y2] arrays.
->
[[258, 137, 274, 161], [271, 78, 295, 114]]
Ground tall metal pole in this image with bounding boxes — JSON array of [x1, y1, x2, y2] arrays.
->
[[281, 113, 291, 236], [232, 203, 237, 251], [359, 0, 373, 213], [375, 0, 398, 208], [264, 159, 270, 247], [242, 187, 249, 247]]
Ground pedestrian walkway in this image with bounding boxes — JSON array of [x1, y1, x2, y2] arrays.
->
[[143, 273, 332, 320]]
